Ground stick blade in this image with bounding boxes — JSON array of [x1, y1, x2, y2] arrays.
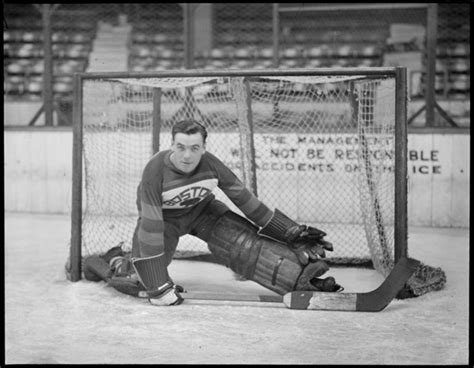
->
[[356, 257, 420, 311]]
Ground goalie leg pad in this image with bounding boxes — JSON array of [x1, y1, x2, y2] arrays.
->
[[194, 210, 341, 294], [132, 254, 183, 305], [194, 211, 304, 295], [131, 253, 173, 294]]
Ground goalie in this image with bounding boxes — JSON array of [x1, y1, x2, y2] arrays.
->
[[85, 120, 342, 306]]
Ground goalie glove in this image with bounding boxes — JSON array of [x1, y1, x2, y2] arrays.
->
[[258, 208, 333, 265], [296, 259, 343, 292]]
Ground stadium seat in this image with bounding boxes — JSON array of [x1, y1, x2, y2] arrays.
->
[[294, 33, 308, 43], [4, 74, 26, 94], [450, 74, 469, 90], [131, 65, 146, 72], [452, 59, 469, 72], [280, 59, 299, 68], [451, 43, 469, 56], [155, 59, 173, 69], [255, 59, 274, 69], [210, 48, 227, 59], [71, 33, 89, 43], [220, 33, 237, 44], [17, 44, 39, 58], [6, 60, 28, 74], [4, 30, 12, 42], [153, 33, 168, 43], [132, 32, 148, 43], [31, 61, 44, 74], [334, 59, 350, 67], [54, 78, 73, 93], [282, 47, 300, 58], [129, 45, 143, 56], [5, 81, 24, 95], [357, 59, 375, 67], [336, 44, 352, 57], [136, 46, 152, 58], [52, 32, 69, 43], [66, 45, 88, 58], [256, 46, 273, 59], [159, 48, 175, 58], [231, 59, 254, 68], [4, 43, 13, 57], [22, 31, 40, 42], [362, 45, 378, 56], [26, 77, 43, 94], [234, 47, 254, 59], [210, 59, 228, 68], [56, 60, 77, 74], [305, 59, 322, 68], [13, 30, 27, 42], [308, 45, 331, 58]]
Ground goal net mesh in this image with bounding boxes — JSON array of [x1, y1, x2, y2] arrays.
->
[[74, 70, 446, 297]]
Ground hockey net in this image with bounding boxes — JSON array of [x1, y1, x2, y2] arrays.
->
[[69, 68, 446, 297]]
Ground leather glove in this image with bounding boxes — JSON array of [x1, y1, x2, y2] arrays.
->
[[284, 224, 333, 264]]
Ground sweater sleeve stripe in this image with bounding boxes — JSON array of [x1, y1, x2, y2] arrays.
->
[[140, 217, 164, 234], [246, 203, 273, 227], [139, 242, 165, 258], [224, 181, 253, 206], [138, 225, 164, 245], [140, 202, 163, 221], [237, 190, 263, 214]]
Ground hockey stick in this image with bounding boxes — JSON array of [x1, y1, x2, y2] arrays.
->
[[169, 256, 419, 311], [84, 255, 419, 312]]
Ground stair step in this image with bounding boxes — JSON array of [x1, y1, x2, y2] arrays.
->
[[88, 21, 131, 72]]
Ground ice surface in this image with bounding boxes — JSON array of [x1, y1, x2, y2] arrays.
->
[[4, 213, 469, 364]]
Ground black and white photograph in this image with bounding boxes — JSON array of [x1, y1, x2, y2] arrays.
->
[[4, 3, 469, 365]]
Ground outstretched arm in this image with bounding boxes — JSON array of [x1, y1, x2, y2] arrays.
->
[[208, 152, 273, 227], [210, 153, 333, 264]]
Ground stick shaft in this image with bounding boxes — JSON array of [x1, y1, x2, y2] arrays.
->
[[139, 290, 283, 303]]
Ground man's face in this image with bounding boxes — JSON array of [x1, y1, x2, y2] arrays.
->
[[170, 132, 206, 173]]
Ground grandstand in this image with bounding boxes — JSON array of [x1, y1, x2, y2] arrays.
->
[[4, 3, 470, 127], [4, 5, 95, 99]]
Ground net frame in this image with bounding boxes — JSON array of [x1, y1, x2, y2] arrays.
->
[[69, 67, 408, 282]]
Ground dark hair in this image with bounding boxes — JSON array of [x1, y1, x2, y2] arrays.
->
[[172, 119, 208, 144]]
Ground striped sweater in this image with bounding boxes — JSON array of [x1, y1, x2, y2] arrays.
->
[[137, 150, 273, 254]]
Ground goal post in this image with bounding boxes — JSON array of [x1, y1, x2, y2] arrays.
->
[[67, 67, 445, 298]]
